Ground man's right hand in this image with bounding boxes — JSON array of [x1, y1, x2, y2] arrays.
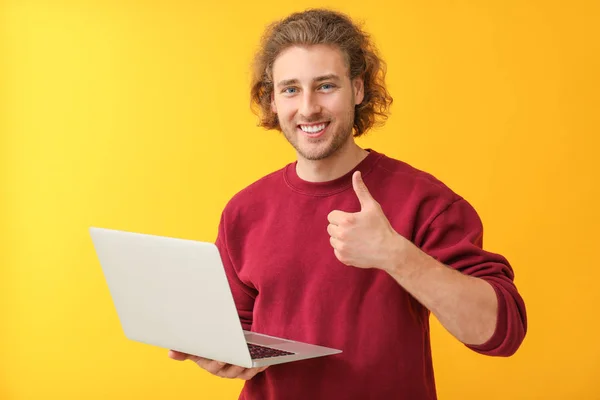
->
[[168, 350, 268, 380]]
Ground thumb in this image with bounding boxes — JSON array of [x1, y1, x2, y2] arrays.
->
[[352, 171, 375, 209]]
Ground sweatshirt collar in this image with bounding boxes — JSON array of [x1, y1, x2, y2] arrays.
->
[[283, 148, 383, 196]]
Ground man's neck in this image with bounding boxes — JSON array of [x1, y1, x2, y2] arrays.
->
[[295, 141, 369, 183]]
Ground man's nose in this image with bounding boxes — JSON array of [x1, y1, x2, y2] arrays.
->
[[299, 92, 322, 118]]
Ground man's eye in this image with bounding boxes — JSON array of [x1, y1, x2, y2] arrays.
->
[[320, 83, 335, 90], [283, 87, 297, 94]]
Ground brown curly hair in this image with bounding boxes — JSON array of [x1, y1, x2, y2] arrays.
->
[[250, 8, 393, 137]]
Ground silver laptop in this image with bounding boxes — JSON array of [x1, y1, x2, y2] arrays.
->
[[89, 227, 342, 368]]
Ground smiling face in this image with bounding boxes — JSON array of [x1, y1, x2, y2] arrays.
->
[[271, 44, 364, 161]]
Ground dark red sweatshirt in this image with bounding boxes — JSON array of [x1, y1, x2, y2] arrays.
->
[[215, 149, 527, 400]]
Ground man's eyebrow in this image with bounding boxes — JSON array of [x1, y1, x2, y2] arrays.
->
[[276, 74, 342, 88], [314, 74, 341, 83], [276, 78, 299, 88]]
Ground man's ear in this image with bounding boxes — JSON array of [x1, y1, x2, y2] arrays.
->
[[353, 76, 365, 105], [271, 91, 277, 113]]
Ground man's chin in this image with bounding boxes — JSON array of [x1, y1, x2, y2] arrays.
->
[[283, 126, 350, 161], [296, 143, 338, 161]]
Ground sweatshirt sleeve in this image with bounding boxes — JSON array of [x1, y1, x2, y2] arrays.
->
[[215, 210, 256, 331], [418, 198, 527, 357]]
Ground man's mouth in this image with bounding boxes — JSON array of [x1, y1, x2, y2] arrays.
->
[[298, 122, 330, 137]]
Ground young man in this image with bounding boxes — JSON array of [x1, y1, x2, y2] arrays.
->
[[169, 8, 527, 400]]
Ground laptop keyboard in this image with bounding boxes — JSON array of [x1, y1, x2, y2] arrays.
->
[[247, 343, 295, 359]]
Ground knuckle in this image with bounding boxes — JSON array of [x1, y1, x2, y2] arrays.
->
[[215, 371, 227, 378], [336, 250, 350, 264], [219, 368, 232, 378], [205, 361, 224, 375], [239, 370, 255, 380], [224, 369, 239, 379]]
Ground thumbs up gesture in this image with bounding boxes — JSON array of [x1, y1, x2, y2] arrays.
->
[[327, 171, 405, 271]]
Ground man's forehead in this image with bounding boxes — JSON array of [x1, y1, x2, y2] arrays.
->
[[272, 44, 349, 81]]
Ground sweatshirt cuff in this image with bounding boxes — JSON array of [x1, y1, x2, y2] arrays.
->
[[464, 279, 509, 355]]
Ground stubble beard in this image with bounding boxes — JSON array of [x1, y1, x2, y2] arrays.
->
[[281, 110, 356, 161]]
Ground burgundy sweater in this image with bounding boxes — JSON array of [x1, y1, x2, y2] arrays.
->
[[215, 149, 527, 400]]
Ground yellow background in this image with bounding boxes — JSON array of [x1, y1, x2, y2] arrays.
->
[[2, 0, 599, 399]]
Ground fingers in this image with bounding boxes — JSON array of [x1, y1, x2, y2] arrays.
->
[[168, 351, 222, 372], [333, 248, 349, 265], [329, 236, 341, 249], [202, 360, 229, 375], [327, 210, 355, 226], [217, 364, 246, 379], [237, 366, 269, 381], [168, 351, 267, 380], [327, 223, 342, 239], [209, 363, 267, 380], [327, 210, 343, 225], [168, 350, 189, 361]]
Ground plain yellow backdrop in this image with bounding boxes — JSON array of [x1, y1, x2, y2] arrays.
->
[[2, 0, 599, 399]]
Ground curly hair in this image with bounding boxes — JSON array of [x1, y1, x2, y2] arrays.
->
[[250, 8, 393, 137]]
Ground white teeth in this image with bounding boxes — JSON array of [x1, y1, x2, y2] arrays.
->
[[300, 123, 326, 133]]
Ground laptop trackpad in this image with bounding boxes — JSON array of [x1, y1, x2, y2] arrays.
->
[[244, 332, 289, 346]]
